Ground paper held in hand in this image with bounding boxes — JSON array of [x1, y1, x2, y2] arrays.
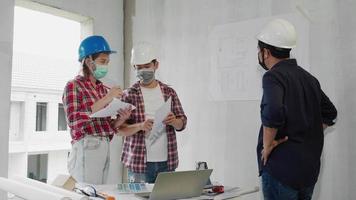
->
[[90, 98, 135, 118], [146, 97, 172, 146]]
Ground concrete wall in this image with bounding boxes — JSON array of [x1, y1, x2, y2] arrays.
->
[[0, 0, 14, 198], [124, 0, 356, 199]]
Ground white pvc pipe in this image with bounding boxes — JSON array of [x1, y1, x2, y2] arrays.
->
[[11, 176, 88, 200], [0, 177, 71, 200]]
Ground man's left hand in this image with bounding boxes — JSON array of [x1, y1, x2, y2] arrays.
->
[[261, 136, 288, 165], [163, 112, 176, 125]]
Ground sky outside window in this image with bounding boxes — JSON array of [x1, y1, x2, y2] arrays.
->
[[12, 6, 81, 91]]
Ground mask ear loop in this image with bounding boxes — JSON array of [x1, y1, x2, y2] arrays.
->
[[80, 58, 85, 76], [82, 56, 96, 79], [89, 55, 96, 71], [85, 55, 96, 76], [261, 49, 265, 65]]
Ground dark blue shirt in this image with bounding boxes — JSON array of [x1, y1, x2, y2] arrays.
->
[[257, 59, 337, 190]]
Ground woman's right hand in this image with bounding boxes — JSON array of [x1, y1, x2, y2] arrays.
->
[[107, 86, 123, 99]]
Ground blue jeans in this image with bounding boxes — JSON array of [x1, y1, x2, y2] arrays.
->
[[128, 161, 171, 183], [261, 171, 315, 200]]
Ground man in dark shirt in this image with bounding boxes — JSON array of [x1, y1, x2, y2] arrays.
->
[[256, 19, 337, 200]]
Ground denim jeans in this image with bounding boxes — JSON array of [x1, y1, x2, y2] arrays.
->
[[261, 171, 315, 200], [128, 161, 171, 183]]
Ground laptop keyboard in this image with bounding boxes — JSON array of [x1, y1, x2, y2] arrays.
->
[[117, 183, 148, 193]]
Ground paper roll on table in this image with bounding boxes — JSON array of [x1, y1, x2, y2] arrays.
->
[[0, 177, 88, 200]]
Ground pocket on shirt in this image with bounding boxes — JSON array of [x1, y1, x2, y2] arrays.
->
[[83, 136, 101, 150]]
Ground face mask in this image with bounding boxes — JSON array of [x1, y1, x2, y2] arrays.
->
[[93, 64, 109, 79], [137, 68, 155, 84], [258, 50, 269, 71]]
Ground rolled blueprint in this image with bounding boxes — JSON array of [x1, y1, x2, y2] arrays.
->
[[11, 176, 88, 200], [0, 177, 71, 200]]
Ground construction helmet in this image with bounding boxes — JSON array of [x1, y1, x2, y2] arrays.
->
[[131, 42, 157, 66], [256, 19, 297, 49], [78, 35, 116, 62]]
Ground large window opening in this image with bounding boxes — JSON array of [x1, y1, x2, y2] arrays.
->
[[58, 103, 67, 131], [35, 102, 47, 132], [9, 0, 93, 185]]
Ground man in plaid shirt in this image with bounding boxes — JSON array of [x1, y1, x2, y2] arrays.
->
[[63, 35, 131, 184], [118, 42, 187, 183]]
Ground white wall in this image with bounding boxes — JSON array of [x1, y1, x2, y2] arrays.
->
[[20, 0, 125, 184], [8, 153, 27, 178], [47, 151, 69, 184], [125, 0, 355, 199], [9, 101, 23, 141], [0, 0, 14, 199], [313, 1, 356, 199]]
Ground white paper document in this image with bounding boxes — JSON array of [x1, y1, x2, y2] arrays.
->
[[146, 97, 172, 146], [90, 98, 135, 118]]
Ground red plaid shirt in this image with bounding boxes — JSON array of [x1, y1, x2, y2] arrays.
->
[[121, 81, 187, 173], [62, 75, 114, 144]]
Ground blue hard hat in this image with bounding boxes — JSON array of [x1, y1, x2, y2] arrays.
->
[[78, 35, 117, 62]]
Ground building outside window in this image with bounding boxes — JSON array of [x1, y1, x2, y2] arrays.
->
[[36, 102, 47, 132], [8, 2, 90, 185], [58, 103, 67, 131], [9, 101, 23, 140], [27, 154, 48, 183]]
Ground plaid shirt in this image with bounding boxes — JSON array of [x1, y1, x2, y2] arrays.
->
[[121, 81, 187, 173], [62, 75, 114, 144]]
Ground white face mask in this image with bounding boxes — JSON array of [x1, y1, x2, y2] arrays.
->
[[137, 68, 155, 84]]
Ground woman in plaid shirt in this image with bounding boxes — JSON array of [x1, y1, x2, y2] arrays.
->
[[63, 36, 130, 184], [117, 42, 187, 183]]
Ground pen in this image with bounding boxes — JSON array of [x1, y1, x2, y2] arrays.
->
[[97, 192, 115, 200], [103, 85, 111, 90]]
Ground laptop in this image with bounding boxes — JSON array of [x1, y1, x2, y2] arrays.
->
[[135, 169, 213, 200]]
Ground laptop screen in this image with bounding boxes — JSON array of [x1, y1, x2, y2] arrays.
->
[[139, 169, 213, 200]]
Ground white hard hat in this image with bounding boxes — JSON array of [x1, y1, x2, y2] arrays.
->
[[256, 19, 297, 49], [131, 42, 157, 65]]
